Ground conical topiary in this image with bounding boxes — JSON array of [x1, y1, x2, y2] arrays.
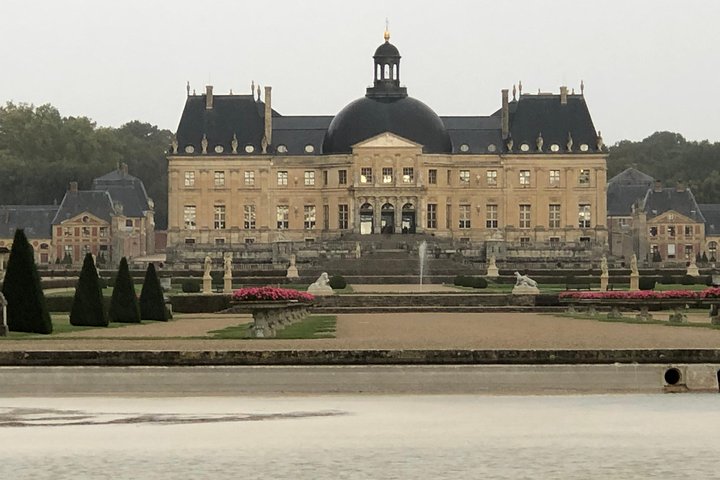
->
[[70, 253, 108, 327], [139, 263, 167, 321], [109, 257, 140, 323], [1, 229, 52, 334]]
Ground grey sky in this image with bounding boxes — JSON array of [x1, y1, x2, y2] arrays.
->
[[2, 0, 718, 144]]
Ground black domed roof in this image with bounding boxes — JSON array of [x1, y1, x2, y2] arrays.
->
[[322, 96, 452, 154], [375, 41, 399, 57]]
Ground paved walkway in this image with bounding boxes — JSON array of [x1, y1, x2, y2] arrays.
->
[[2, 311, 720, 351]]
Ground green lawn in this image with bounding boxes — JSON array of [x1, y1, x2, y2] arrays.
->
[[209, 315, 337, 340], [1, 313, 128, 338]]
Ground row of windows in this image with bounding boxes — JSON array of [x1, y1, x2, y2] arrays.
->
[[649, 225, 700, 237], [61, 226, 110, 237], [426, 204, 592, 230], [184, 204, 351, 231], [184, 203, 593, 231], [183, 168, 593, 188]]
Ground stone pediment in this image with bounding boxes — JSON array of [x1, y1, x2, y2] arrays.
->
[[60, 212, 108, 226], [650, 210, 697, 225], [351, 132, 423, 150]]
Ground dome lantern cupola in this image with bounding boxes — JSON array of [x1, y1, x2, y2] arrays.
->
[[366, 29, 407, 98]]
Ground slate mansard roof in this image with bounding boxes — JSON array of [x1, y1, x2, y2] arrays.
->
[[0, 206, 59, 238], [699, 204, 720, 236], [607, 168, 656, 217], [172, 39, 601, 157], [92, 169, 152, 218], [52, 191, 116, 225], [643, 187, 705, 223]]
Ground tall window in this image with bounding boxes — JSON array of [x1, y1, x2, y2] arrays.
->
[[304, 205, 316, 229], [382, 167, 393, 184], [549, 169, 560, 186], [276, 205, 289, 229], [549, 204, 561, 228], [183, 205, 196, 230], [304, 171, 315, 186], [578, 169, 590, 185], [428, 169, 437, 184], [361, 167, 373, 184], [519, 204, 531, 228], [244, 170, 255, 186], [427, 203, 437, 229], [214, 171, 225, 188], [519, 170, 531, 186], [277, 171, 288, 186], [214, 205, 226, 229], [446, 204, 452, 229], [243, 205, 256, 229], [578, 204, 591, 228], [323, 171, 328, 186], [486, 204, 498, 228], [338, 170, 347, 185], [459, 204, 471, 229], [402, 167, 414, 183], [667, 244, 676, 259], [486, 170, 497, 186], [338, 204, 349, 229], [184, 171, 195, 187], [459, 170, 470, 184]]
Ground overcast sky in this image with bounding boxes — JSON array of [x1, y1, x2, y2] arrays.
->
[[2, 0, 718, 144]]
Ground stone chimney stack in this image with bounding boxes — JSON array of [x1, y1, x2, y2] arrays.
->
[[205, 85, 214, 109], [120, 162, 128, 175], [676, 181, 686, 192], [501, 89, 509, 139], [560, 86, 568, 105], [69, 181, 78, 193], [264, 86, 273, 146], [654, 180, 663, 192]]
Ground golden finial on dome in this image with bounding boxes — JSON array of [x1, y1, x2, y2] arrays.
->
[[384, 18, 390, 42]]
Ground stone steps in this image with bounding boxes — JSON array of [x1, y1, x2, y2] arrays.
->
[[312, 306, 565, 313]]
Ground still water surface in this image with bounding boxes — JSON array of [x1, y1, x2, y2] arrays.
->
[[0, 394, 719, 479]]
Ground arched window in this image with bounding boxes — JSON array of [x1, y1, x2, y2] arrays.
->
[[392, 64, 397, 80], [384, 64, 390, 79], [376, 64, 381, 80], [709, 241, 718, 260]]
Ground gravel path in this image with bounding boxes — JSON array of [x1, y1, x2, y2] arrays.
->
[[2, 311, 720, 351]]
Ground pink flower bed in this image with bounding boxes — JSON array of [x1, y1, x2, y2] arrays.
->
[[231, 286, 314, 303], [559, 288, 720, 300]]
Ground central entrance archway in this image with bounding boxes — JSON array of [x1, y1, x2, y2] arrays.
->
[[381, 203, 395, 234], [359, 203, 374, 235], [401, 203, 416, 234]]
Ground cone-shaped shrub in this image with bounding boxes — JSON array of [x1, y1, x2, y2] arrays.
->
[[109, 257, 140, 323], [70, 253, 108, 326], [139, 263, 167, 321], [1, 229, 52, 334]]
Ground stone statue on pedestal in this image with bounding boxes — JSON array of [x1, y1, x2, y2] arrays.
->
[[286, 254, 300, 280], [202, 255, 212, 294], [307, 272, 334, 296], [486, 255, 499, 278], [629, 253, 640, 291], [600, 255, 609, 291], [223, 254, 233, 293], [512, 271, 540, 295]]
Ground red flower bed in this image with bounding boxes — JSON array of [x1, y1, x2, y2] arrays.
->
[[231, 286, 314, 303], [559, 288, 716, 300]]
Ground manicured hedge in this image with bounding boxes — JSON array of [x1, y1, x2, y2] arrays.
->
[[170, 294, 231, 313]]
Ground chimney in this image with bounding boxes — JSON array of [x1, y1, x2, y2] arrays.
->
[[676, 181, 685, 193], [560, 86, 568, 105], [205, 85, 213, 109], [264, 85, 273, 146], [654, 180, 663, 192], [69, 181, 78, 193], [501, 89, 509, 139], [120, 162, 128, 175]]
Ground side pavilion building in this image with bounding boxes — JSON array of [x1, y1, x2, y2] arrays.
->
[[166, 31, 608, 264]]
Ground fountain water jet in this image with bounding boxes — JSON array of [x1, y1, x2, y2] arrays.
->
[[418, 240, 428, 286]]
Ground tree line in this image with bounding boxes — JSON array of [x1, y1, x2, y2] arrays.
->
[[0, 102, 172, 228], [3, 103, 720, 232], [608, 131, 720, 203]]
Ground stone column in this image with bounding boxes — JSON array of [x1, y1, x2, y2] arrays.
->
[[394, 196, 402, 234], [373, 197, 382, 234]]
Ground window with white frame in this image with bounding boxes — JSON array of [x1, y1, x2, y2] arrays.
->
[[244, 170, 255, 186], [578, 169, 590, 185], [427, 203, 437, 229], [304, 205, 316, 229], [304, 171, 315, 186], [214, 205, 226, 229], [382, 167, 393, 184], [459, 204, 471, 229], [486, 204, 498, 228], [667, 244, 676, 258], [338, 170, 347, 185], [361, 167, 373, 184], [519, 170, 531, 186], [243, 205, 256, 229], [214, 171, 225, 188], [428, 169, 437, 184], [459, 170, 470, 184], [277, 171, 288, 186], [402, 167, 414, 183], [183, 205, 196, 229], [578, 203, 591, 228], [338, 204, 348, 229], [276, 205, 289, 229], [486, 170, 497, 186], [549, 169, 560, 186], [519, 204, 531, 228], [549, 204, 561, 228], [184, 171, 195, 187]]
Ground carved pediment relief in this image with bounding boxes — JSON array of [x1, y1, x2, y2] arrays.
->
[[352, 132, 423, 151]]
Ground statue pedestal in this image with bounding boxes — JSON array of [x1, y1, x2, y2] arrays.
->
[[286, 265, 299, 280], [486, 266, 499, 278], [223, 276, 233, 294], [511, 285, 539, 295], [686, 264, 700, 277], [629, 273, 639, 291], [202, 275, 212, 294], [600, 273, 609, 292], [307, 284, 334, 296]]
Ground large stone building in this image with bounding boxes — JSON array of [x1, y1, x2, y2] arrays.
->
[[167, 31, 608, 264]]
